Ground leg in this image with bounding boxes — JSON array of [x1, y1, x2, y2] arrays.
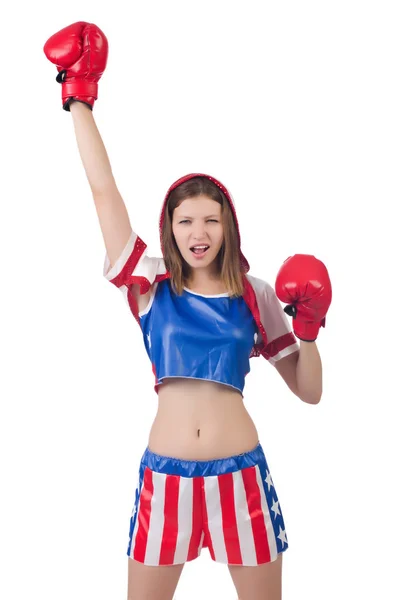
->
[[198, 443, 287, 598], [201, 443, 289, 568], [228, 552, 283, 600], [126, 448, 205, 598], [127, 558, 185, 600]]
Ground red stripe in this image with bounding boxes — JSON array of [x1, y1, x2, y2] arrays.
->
[[187, 477, 203, 561], [218, 472, 243, 565], [159, 474, 180, 565], [134, 467, 153, 563], [242, 466, 271, 563], [264, 332, 297, 359], [242, 277, 268, 349], [112, 235, 148, 290]]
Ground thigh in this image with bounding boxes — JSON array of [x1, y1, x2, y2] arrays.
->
[[228, 552, 283, 600], [128, 558, 185, 600]]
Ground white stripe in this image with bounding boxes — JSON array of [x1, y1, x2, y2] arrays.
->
[[268, 342, 300, 365], [255, 465, 278, 561], [134, 253, 167, 279], [144, 471, 166, 565], [204, 475, 228, 563], [233, 470, 258, 565], [173, 476, 194, 563]]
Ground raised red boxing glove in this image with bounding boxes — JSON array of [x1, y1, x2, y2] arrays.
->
[[275, 254, 332, 342], [43, 21, 108, 111]]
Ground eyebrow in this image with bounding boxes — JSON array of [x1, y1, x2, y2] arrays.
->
[[178, 214, 219, 219]]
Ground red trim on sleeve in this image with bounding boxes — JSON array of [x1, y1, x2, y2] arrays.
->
[[242, 276, 268, 359], [262, 332, 297, 360], [110, 236, 151, 292]]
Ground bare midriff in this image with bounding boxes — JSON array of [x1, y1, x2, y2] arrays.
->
[[148, 377, 260, 461]]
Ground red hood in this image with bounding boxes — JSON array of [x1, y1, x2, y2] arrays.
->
[[159, 173, 250, 273]]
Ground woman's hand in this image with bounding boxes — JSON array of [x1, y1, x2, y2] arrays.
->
[[275, 254, 332, 342], [43, 21, 108, 112]]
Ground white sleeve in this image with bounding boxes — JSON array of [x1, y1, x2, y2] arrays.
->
[[254, 277, 300, 365], [103, 229, 167, 294]]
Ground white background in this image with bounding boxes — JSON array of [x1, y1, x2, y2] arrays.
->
[[1, 1, 396, 598]]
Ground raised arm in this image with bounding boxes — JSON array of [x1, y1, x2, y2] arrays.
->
[[70, 101, 132, 268], [43, 21, 132, 270], [44, 21, 165, 319]]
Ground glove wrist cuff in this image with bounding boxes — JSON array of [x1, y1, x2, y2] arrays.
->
[[62, 80, 98, 100], [293, 320, 321, 342]]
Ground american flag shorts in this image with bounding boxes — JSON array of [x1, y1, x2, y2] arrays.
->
[[126, 442, 288, 566]]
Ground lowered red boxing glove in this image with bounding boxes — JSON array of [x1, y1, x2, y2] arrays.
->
[[275, 254, 332, 342], [43, 21, 108, 111]]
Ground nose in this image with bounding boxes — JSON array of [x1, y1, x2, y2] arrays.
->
[[192, 223, 208, 241]]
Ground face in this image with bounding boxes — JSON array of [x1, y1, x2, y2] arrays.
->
[[172, 195, 224, 275]]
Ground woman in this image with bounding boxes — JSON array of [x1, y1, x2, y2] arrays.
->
[[44, 21, 332, 600]]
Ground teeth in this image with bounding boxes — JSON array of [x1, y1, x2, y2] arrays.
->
[[192, 245, 209, 249]]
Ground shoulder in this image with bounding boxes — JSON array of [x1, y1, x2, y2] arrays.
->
[[245, 273, 274, 295]]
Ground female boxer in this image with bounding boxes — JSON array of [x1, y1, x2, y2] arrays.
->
[[44, 21, 332, 600]]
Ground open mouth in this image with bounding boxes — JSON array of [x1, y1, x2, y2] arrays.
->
[[190, 245, 210, 255]]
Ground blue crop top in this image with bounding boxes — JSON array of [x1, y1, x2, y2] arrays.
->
[[138, 279, 258, 395]]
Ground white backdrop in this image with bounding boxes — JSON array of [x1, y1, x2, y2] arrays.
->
[[1, 1, 396, 599]]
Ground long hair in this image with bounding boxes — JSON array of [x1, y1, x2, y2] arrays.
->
[[161, 176, 245, 297]]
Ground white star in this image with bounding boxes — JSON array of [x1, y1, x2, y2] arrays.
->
[[147, 333, 151, 349], [271, 498, 281, 518], [277, 525, 288, 548], [131, 504, 137, 519], [265, 470, 274, 491]]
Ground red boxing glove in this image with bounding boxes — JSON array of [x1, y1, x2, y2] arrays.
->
[[43, 21, 108, 111], [275, 254, 332, 342]]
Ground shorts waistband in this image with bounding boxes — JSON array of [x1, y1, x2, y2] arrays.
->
[[140, 442, 267, 478]]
